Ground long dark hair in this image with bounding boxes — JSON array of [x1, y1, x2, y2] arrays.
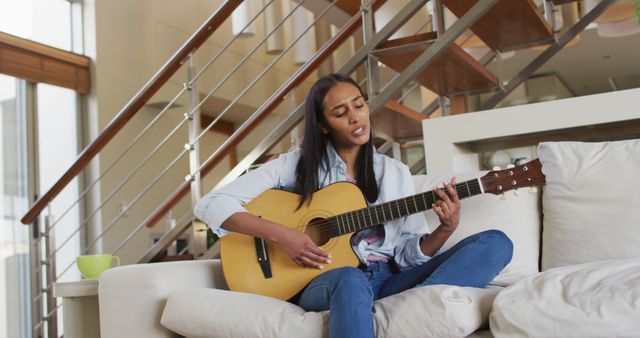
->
[[295, 73, 379, 209]]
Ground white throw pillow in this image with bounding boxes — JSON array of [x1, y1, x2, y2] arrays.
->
[[490, 257, 640, 338], [413, 172, 541, 285], [161, 289, 327, 338], [161, 285, 500, 338], [538, 140, 640, 270]]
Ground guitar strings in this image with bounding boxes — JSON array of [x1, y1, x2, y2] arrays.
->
[[301, 180, 481, 236], [309, 181, 478, 235]]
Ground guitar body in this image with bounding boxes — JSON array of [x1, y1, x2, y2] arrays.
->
[[220, 182, 365, 300], [219, 159, 547, 300]]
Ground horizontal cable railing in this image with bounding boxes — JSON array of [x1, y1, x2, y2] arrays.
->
[[21, 0, 244, 225], [41, 0, 278, 238], [37, 0, 297, 272]]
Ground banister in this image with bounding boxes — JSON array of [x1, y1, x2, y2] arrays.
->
[[140, 1, 387, 229], [21, 0, 244, 225]]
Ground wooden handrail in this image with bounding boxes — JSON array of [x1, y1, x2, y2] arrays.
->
[[140, 0, 387, 229], [21, 0, 243, 225]]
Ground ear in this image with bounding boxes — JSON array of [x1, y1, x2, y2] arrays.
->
[[317, 122, 329, 134]]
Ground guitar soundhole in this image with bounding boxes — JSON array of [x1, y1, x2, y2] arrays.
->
[[304, 218, 333, 246]]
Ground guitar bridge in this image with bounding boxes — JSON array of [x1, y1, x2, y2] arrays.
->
[[254, 237, 272, 279]]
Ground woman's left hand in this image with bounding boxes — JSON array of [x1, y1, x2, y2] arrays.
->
[[433, 177, 461, 233]]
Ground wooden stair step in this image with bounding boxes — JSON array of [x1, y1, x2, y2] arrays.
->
[[373, 32, 498, 96], [443, 0, 553, 51], [373, 100, 426, 141], [334, 0, 387, 17]]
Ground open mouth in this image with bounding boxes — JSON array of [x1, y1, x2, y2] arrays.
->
[[352, 126, 366, 136]]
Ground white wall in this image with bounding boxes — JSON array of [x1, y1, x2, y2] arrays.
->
[[421, 88, 640, 176]]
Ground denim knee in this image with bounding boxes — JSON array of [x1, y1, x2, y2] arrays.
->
[[476, 229, 514, 265], [331, 267, 373, 298]]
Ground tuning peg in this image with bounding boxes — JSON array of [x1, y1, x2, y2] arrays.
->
[[492, 166, 501, 171], [506, 164, 516, 169], [500, 193, 507, 200], [529, 187, 538, 194], [513, 189, 520, 196]]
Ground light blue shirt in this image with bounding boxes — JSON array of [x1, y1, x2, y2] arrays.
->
[[194, 143, 433, 270]]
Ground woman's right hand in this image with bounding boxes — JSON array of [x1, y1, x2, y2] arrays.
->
[[274, 227, 331, 269]]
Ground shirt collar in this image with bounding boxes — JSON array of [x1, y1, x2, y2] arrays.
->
[[325, 141, 383, 169], [325, 141, 344, 169]]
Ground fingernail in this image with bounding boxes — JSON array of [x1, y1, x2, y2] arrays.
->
[[326, 259, 331, 264], [319, 266, 324, 269]]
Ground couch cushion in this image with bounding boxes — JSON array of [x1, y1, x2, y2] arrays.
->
[[538, 140, 640, 270], [161, 285, 500, 338], [413, 172, 541, 285], [490, 257, 640, 338]]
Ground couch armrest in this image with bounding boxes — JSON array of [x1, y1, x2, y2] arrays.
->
[[98, 259, 227, 338]]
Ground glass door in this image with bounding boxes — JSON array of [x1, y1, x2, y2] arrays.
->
[[0, 75, 31, 338]]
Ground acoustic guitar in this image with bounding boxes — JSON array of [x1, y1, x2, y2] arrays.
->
[[220, 159, 546, 300]]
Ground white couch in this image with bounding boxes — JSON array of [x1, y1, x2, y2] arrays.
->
[[98, 140, 640, 338]]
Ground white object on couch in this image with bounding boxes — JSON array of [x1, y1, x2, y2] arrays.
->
[[98, 257, 499, 338], [98, 259, 228, 338], [160, 282, 500, 338], [538, 140, 640, 270], [490, 257, 640, 338], [413, 173, 541, 286]]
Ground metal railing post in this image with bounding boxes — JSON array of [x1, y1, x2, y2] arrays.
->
[[44, 205, 57, 338], [543, 0, 557, 34], [31, 218, 44, 338], [362, 0, 380, 98], [432, 0, 449, 116], [185, 54, 206, 258]]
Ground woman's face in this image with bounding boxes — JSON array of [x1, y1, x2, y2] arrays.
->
[[320, 81, 371, 150]]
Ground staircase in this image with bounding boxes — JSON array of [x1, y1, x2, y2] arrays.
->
[[21, 0, 616, 336]]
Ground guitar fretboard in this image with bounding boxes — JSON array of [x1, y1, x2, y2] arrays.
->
[[328, 179, 483, 237]]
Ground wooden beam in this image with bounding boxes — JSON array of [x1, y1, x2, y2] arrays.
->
[[450, 95, 468, 115], [0, 31, 91, 93]]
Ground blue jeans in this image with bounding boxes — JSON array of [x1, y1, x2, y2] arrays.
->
[[296, 230, 513, 338]]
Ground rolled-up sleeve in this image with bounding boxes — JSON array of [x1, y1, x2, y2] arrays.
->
[[392, 165, 433, 270], [194, 151, 299, 237]]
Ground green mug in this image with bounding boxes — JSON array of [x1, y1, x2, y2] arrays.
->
[[76, 254, 120, 279]]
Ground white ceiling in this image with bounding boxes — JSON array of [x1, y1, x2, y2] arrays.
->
[[488, 25, 640, 97]]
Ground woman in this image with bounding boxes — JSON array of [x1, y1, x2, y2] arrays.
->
[[195, 73, 513, 338]]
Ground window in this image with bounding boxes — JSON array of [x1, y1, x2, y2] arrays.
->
[[0, 74, 31, 338], [0, 0, 82, 53]]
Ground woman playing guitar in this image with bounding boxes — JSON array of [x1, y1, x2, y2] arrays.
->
[[195, 73, 513, 338]]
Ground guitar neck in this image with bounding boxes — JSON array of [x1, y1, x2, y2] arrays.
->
[[330, 179, 483, 237]]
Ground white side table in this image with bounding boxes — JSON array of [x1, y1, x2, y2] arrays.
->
[[53, 279, 100, 338]]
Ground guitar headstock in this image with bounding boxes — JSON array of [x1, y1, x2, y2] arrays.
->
[[480, 159, 546, 195]]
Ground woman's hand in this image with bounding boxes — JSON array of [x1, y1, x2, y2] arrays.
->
[[274, 227, 331, 269], [433, 177, 461, 234]]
